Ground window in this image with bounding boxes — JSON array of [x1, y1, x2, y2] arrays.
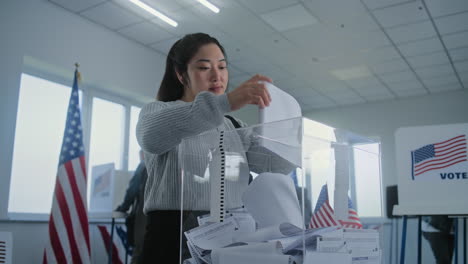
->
[[88, 97, 125, 173], [353, 143, 382, 217], [8, 73, 143, 218], [8, 74, 79, 215], [128, 106, 141, 171]]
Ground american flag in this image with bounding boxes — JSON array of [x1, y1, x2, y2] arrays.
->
[[411, 135, 467, 179], [97, 225, 125, 264], [309, 184, 362, 229], [43, 70, 91, 264]]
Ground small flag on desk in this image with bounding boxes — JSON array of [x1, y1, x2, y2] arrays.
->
[[43, 69, 91, 264], [309, 184, 362, 229]]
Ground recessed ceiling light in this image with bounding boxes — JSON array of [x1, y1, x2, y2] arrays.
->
[[330, 66, 372, 80], [196, 0, 220, 13], [128, 0, 178, 27]]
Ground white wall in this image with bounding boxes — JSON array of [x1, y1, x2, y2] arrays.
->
[[0, 0, 165, 263]]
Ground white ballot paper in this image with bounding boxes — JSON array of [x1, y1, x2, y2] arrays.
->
[[211, 241, 294, 264], [242, 172, 303, 228], [258, 82, 301, 123], [185, 217, 239, 259]]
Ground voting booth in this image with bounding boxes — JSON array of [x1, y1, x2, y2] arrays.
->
[[178, 117, 382, 264], [394, 123, 468, 216]]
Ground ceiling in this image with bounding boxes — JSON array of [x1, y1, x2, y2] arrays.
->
[[49, 0, 468, 112]]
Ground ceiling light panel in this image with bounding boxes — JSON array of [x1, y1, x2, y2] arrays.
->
[[261, 4, 318, 31], [330, 66, 372, 80], [128, 0, 178, 27], [196, 0, 219, 13]]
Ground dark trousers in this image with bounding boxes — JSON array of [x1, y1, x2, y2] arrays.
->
[[139, 210, 207, 264], [423, 232, 454, 264]]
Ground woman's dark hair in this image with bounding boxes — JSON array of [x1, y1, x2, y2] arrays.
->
[[157, 33, 227, 102]]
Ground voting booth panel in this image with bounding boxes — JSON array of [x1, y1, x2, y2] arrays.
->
[[393, 123, 468, 216], [179, 117, 381, 264]]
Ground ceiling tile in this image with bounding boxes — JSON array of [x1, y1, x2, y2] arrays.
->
[[387, 80, 424, 91], [415, 64, 454, 79], [332, 96, 367, 105], [449, 47, 468, 62], [81, 2, 142, 30], [372, 1, 429, 28], [369, 58, 410, 74], [422, 73, 459, 88], [49, 0, 106, 12], [394, 88, 427, 97], [150, 37, 179, 54], [364, 93, 395, 101], [406, 51, 450, 68], [361, 0, 410, 11], [442, 31, 468, 50], [261, 4, 318, 32], [435, 12, 468, 35], [361, 46, 402, 64], [385, 20, 436, 44], [118, 21, 174, 45], [346, 76, 381, 89], [379, 70, 417, 83], [206, 5, 276, 39], [424, 0, 468, 18], [455, 60, 468, 73], [398, 37, 444, 57], [428, 83, 462, 93], [237, 0, 299, 14]]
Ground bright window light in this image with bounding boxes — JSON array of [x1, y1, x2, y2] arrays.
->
[[128, 0, 178, 27], [196, 0, 220, 13]]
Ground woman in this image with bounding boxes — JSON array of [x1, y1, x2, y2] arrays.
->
[[136, 33, 273, 263]]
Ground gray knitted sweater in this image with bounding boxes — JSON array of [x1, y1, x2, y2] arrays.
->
[[137, 91, 294, 213], [137, 92, 242, 212]]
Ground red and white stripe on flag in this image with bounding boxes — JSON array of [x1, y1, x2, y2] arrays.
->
[[43, 157, 91, 263], [96, 225, 125, 264], [309, 201, 362, 229], [43, 70, 91, 264]]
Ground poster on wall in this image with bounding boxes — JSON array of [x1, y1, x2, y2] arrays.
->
[[394, 123, 468, 215], [89, 163, 115, 214]]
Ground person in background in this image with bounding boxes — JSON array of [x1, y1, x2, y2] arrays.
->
[[115, 149, 147, 264], [136, 32, 273, 263], [422, 215, 455, 264]]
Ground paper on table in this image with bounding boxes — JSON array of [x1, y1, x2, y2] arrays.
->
[[211, 241, 283, 262], [185, 217, 239, 251], [242, 172, 303, 228], [303, 251, 352, 264]]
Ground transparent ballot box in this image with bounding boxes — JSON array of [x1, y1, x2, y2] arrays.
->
[[179, 117, 381, 264]]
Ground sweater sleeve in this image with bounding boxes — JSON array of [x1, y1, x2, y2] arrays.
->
[[136, 92, 231, 155]]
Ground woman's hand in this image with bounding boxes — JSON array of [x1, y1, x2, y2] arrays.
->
[[227, 74, 273, 111]]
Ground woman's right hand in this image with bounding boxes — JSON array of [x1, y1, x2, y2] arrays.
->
[[227, 74, 273, 111]]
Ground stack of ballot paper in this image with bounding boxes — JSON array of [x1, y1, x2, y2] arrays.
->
[[182, 172, 381, 264]]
